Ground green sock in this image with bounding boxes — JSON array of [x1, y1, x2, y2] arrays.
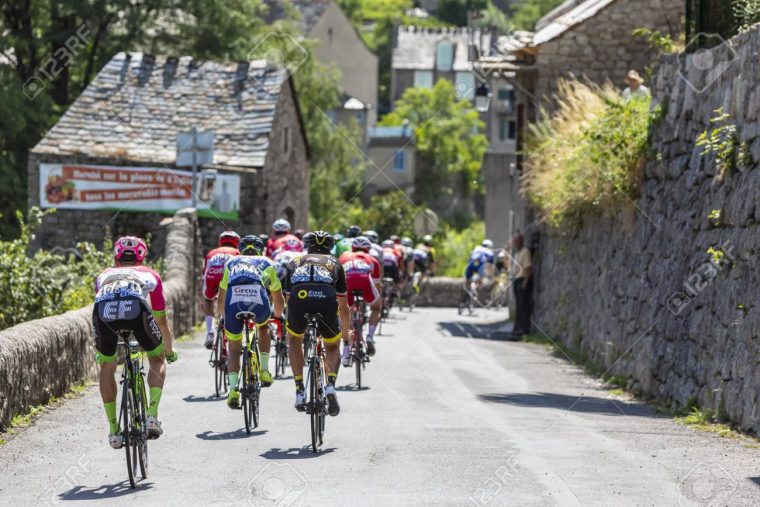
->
[[328, 372, 337, 386], [104, 402, 118, 434], [229, 371, 239, 390], [294, 375, 304, 391], [147, 387, 162, 418], [260, 352, 270, 370]]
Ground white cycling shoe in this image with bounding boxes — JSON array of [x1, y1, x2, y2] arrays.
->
[[326, 385, 340, 416], [294, 390, 306, 412], [341, 344, 352, 367], [146, 416, 163, 439]]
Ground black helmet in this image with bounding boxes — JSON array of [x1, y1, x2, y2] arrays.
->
[[239, 235, 265, 255], [303, 230, 335, 254], [346, 225, 362, 238]]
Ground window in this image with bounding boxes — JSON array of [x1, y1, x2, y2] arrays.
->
[[325, 109, 338, 125], [393, 150, 406, 172], [436, 41, 454, 71], [455, 72, 475, 100], [498, 86, 515, 114], [414, 70, 434, 88], [499, 118, 517, 141]]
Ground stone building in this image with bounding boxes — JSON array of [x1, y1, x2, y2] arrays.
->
[[391, 26, 491, 106], [529, 0, 683, 107], [28, 52, 309, 250], [365, 125, 418, 198], [266, 0, 378, 130]]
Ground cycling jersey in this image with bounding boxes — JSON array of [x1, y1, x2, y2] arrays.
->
[[273, 250, 304, 286], [339, 251, 381, 305], [369, 242, 384, 265], [382, 247, 402, 283], [220, 256, 281, 340], [93, 265, 166, 363], [202, 246, 239, 299], [266, 233, 305, 258], [335, 237, 354, 256], [282, 254, 346, 341], [465, 247, 496, 280]]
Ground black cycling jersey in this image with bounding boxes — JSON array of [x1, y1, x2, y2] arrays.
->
[[282, 253, 347, 296]]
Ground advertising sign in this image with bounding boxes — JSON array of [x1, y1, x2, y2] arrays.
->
[[40, 163, 240, 219]]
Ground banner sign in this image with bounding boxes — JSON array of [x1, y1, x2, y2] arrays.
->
[[40, 163, 240, 219]]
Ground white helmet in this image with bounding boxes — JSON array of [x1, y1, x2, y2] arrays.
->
[[365, 230, 379, 244], [482, 239, 494, 249], [272, 218, 291, 233]]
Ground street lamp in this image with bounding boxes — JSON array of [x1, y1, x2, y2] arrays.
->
[[475, 82, 491, 113]]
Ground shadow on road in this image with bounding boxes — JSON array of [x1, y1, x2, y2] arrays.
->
[[438, 321, 518, 341], [260, 446, 336, 460], [478, 392, 659, 417], [183, 394, 225, 403], [60, 480, 153, 500], [336, 384, 371, 392], [196, 429, 267, 440]]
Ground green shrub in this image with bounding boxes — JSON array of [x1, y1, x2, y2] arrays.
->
[[522, 80, 654, 227], [0, 208, 112, 329], [435, 221, 485, 277]]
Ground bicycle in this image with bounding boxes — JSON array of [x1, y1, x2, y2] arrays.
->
[[349, 291, 370, 389], [116, 330, 149, 489], [237, 311, 262, 433], [302, 313, 327, 453], [209, 320, 229, 398], [273, 317, 289, 379]]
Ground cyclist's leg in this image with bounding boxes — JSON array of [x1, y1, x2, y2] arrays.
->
[[135, 302, 166, 419], [202, 274, 220, 348], [285, 296, 308, 392], [366, 278, 382, 341], [93, 305, 119, 435], [223, 296, 245, 393]]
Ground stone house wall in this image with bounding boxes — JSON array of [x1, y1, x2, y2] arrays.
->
[[533, 27, 760, 433], [535, 0, 683, 108]]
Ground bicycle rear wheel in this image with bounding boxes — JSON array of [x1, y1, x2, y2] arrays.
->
[[214, 330, 223, 397], [309, 359, 321, 452], [242, 349, 253, 434], [135, 375, 148, 479], [121, 380, 137, 488]]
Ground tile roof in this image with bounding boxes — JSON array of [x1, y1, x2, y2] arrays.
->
[[393, 26, 492, 72], [32, 52, 290, 169], [532, 0, 617, 46], [264, 0, 331, 34]]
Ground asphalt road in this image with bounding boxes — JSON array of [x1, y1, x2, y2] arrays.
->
[[1, 308, 759, 506]]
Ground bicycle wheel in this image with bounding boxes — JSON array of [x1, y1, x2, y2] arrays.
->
[[242, 341, 253, 433], [213, 330, 223, 397], [317, 362, 325, 446], [309, 358, 320, 452], [121, 378, 137, 489], [251, 342, 260, 429], [135, 374, 148, 479]]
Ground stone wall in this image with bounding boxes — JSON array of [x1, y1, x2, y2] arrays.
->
[[0, 208, 201, 431], [534, 27, 760, 433], [535, 0, 682, 109]]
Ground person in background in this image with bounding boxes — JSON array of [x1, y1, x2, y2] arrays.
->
[[622, 70, 650, 101], [509, 233, 533, 338]]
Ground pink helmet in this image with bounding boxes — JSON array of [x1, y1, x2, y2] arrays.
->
[[114, 236, 148, 264]]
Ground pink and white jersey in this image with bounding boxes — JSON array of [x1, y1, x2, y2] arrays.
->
[[95, 265, 166, 315]]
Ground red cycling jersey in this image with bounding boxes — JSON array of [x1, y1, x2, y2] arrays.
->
[[266, 233, 304, 258], [202, 246, 239, 299], [339, 251, 381, 305]]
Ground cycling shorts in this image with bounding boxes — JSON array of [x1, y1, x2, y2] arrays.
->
[[202, 271, 224, 300], [92, 298, 163, 364], [383, 262, 400, 283], [224, 283, 272, 341], [346, 274, 379, 306], [286, 283, 341, 343], [414, 257, 428, 273]]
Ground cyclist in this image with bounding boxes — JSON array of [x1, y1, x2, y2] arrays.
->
[[339, 236, 382, 362], [202, 231, 240, 349], [381, 239, 402, 286], [335, 225, 361, 256], [266, 219, 304, 258], [216, 235, 285, 408], [415, 235, 436, 275], [400, 237, 416, 280], [465, 239, 496, 282], [364, 230, 384, 266], [294, 228, 306, 240], [281, 231, 349, 416], [331, 233, 344, 256], [93, 236, 176, 448]]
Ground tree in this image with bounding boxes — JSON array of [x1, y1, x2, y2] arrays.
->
[[380, 80, 487, 207], [508, 0, 565, 31], [436, 0, 488, 26]]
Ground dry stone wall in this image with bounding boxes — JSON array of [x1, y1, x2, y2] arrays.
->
[[534, 27, 760, 433], [0, 208, 201, 430]]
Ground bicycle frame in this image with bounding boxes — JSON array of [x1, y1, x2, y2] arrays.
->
[[302, 314, 326, 452], [116, 331, 148, 489]]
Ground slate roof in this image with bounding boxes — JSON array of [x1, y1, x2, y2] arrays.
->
[[393, 26, 492, 72], [532, 0, 617, 46], [32, 52, 292, 169]]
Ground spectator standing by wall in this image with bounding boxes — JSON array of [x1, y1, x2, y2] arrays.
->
[[622, 70, 650, 101], [509, 233, 533, 338]]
